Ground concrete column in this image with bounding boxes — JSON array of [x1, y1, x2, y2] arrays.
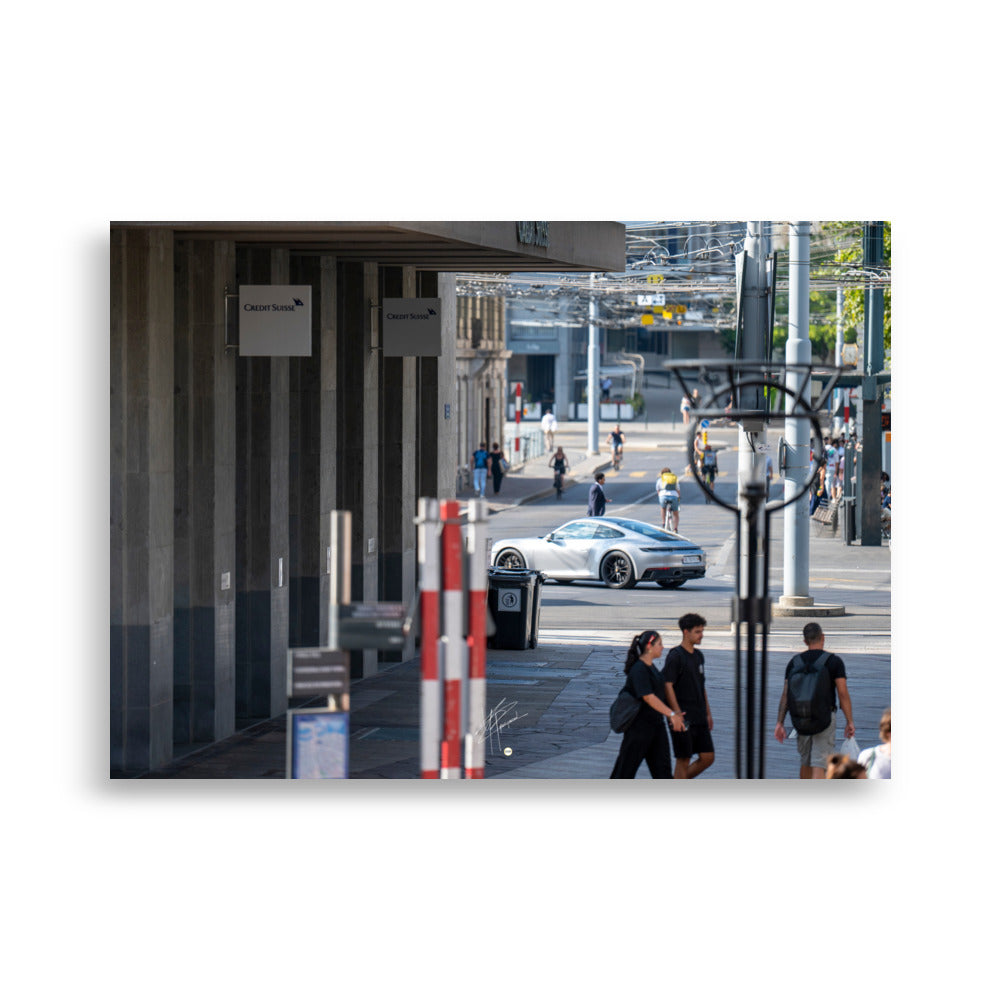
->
[[555, 326, 571, 421], [336, 261, 365, 676], [110, 226, 174, 774], [269, 250, 291, 713], [399, 266, 418, 660], [173, 238, 237, 748], [234, 247, 289, 721], [318, 255, 337, 646], [373, 265, 418, 662], [359, 261, 380, 676], [288, 254, 323, 649], [438, 273, 459, 499]]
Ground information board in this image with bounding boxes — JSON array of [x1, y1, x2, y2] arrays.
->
[[287, 709, 349, 779], [287, 648, 350, 700], [338, 602, 408, 649]]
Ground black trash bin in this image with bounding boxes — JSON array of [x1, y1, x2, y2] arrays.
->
[[487, 568, 544, 649], [842, 497, 856, 544]]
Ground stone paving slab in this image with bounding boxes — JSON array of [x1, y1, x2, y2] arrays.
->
[[143, 628, 888, 780]]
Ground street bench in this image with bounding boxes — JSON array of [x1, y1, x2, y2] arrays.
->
[[811, 499, 839, 534]]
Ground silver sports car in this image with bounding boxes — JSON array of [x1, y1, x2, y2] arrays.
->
[[490, 516, 706, 589]]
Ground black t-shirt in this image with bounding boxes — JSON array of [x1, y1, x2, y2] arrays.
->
[[625, 660, 665, 723], [661, 645, 708, 725], [784, 649, 846, 709]]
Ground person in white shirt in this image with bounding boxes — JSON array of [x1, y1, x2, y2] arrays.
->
[[540, 409, 558, 452], [858, 708, 891, 778]]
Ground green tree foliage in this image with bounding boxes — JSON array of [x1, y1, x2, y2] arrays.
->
[[770, 221, 890, 364]]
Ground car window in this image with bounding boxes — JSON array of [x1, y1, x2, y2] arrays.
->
[[592, 525, 625, 539], [553, 521, 597, 540], [614, 518, 674, 541]]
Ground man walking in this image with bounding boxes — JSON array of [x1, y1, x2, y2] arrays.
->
[[661, 613, 715, 778], [470, 441, 489, 499], [587, 472, 607, 516], [774, 622, 856, 779]]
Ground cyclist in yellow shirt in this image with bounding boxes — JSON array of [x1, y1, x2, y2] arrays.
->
[[656, 467, 681, 532]]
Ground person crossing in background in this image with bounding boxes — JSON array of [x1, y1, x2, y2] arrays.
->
[[606, 424, 625, 470], [587, 472, 608, 516]]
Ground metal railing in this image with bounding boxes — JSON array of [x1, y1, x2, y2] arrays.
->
[[504, 428, 545, 468]]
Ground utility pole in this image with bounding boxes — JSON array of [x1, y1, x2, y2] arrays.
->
[[833, 286, 845, 436], [587, 272, 600, 455], [736, 222, 769, 597], [777, 222, 813, 612], [858, 222, 886, 545]]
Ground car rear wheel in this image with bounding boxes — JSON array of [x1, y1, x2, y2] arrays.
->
[[600, 551, 635, 589], [495, 548, 526, 570], [656, 579, 686, 589]]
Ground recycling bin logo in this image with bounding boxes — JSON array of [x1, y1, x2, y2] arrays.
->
[[498, 588, 521, 612]]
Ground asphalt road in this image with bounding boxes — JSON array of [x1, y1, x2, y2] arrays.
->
[[484, 438, 891, 639]]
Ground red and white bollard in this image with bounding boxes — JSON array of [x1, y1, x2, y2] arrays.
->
[[465, 498, 488, 778], [439, 500, 464, 779], [417, 499, 441, 779]]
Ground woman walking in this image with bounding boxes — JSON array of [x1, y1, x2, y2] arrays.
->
[[610, 630, 687, 779], [488, 442, 507, 495]]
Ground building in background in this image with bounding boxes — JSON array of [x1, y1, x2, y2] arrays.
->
[[456, 222, 743, 423], [110, 221, 623, 775]]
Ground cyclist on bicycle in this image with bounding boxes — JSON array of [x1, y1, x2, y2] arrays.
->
[[606, 425, 625, 470], [656, 467, 681, 532], [700, 444, 718, 497], [549, 447, 570, 499]]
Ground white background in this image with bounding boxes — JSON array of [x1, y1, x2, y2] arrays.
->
[[4, 3, 993, 997]]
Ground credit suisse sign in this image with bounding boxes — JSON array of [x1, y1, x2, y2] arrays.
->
[[239, 285, 312, 356]]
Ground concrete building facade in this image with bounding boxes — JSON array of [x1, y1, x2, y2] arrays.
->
[[454, 293, 509, 491], [110, 222, 623, 775]]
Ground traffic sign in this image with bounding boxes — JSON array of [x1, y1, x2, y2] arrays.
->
[[700, 418, 710, 429]]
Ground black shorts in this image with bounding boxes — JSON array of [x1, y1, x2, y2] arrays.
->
[[669, 723, 714, 760]]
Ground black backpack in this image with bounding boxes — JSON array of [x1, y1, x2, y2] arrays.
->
[[786, 652, 834, 735]]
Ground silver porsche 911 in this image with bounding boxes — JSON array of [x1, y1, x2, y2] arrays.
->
[[490, 516, 706, 589]]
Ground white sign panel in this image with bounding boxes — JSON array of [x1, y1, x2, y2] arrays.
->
[[637, 293, 666, 306], [239, 285, 312, 356], [382, 298, 442, 356]]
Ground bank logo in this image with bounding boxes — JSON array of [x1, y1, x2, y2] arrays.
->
[[385, 305, 438, 321], [244, 296, 307, 313]]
